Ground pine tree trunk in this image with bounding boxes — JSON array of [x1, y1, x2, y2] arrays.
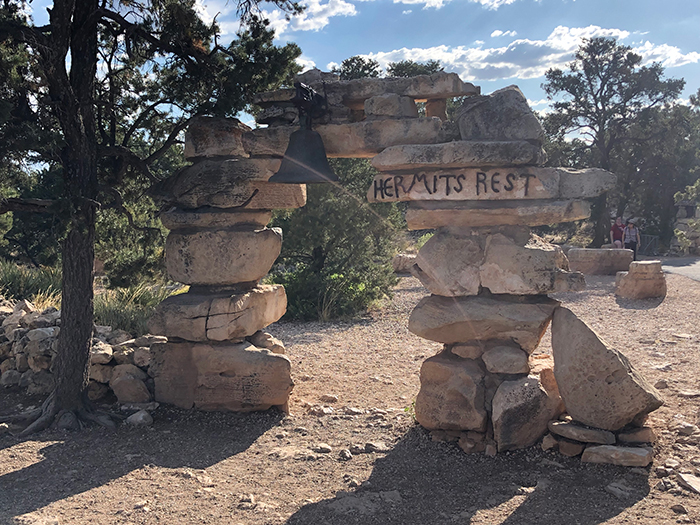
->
[[588, 193, 611, 248]]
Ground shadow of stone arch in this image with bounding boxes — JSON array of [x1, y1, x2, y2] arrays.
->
[[285, 426, 648, 525], [0, 406, 282, 521]]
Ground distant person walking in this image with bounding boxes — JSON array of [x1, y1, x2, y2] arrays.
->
[[610, 217, 624, 248], [624, 219, 641, 261]]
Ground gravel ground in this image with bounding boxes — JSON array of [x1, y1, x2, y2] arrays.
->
[[1, 274, 699, 525]]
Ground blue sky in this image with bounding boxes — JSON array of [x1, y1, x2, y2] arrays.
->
[[196, 0, 700, 113]]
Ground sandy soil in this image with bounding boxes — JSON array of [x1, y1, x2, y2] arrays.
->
[[1, 274, 699, 525]]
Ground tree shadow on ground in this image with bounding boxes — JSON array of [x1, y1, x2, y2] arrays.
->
[[285, 426, 649, 525], [615, 296, 666, 310], [0, 405, 282, 520]]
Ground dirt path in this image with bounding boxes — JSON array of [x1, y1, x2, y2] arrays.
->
[[1, 275, 699, 525]]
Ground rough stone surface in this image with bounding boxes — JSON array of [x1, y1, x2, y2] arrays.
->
[[408, 294, 559, 352], [89, 364, 113, 384], [364, 94, 418, 119], [90, 341, 113, 365], [615, 260, 667, 299], [547, 420, 615, 444], [391, 253, 417, 274], [126, 410, 154, 426], [406, 200, 591, 230], [160, 208, 272, 230], [111, 364, 148, 383], [247, 331, 285, 354], [481, 345, 529, 374], [618, 427, 656, 443], [568, 248, 633, 275], [152, 175, 306, 210], [184, 117, 251, 159], [150, 341, 293, 411], [551, 307, 663, 431], [558, 439, 586, 457], [110, 375, 152, 404], [165, 228, 282, 286], [449, 343, 485, 360], [371, 141, 546, 171], [457, 86, 544, 144], [0, 369, 21, 387], [414, 352, 487, 431], [241, 118, 447, 159], [149, 285, 287, 342], [491, 374, 564, 451], [581, 445, 653, 467], [412, 232, 482, 296]]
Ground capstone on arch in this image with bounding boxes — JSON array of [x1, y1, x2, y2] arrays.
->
[[148, 70, 661, 456]]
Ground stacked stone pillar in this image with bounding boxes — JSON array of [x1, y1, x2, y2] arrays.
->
[[148, 123, 308, 413]]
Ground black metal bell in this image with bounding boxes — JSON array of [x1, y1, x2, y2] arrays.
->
[[268, 128, 338, 184]]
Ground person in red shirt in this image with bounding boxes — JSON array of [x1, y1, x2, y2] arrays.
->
[[610, 216, 624, 248]]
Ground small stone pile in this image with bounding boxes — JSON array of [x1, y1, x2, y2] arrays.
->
[[0, 298, 166, 404], [615, 260, 667, 299]]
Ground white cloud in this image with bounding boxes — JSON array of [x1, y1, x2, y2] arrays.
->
[[363, 25, 691, 82], [491, 29, 517, 37], [327, 61, 341, 70], [527, 98, 549, 107], [392, 0, 520, 10], [402, 9, 413, 14], [263, 0, 357, 35], [297, 55, 317, 71]]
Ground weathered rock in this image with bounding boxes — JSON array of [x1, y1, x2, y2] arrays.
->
[[677, 473, 700, 494], [247, 331, 285, 354], [184, 117, 251, 159], [13, 299, 36, 314], [153, 176, 306, 210], [481, 345, 529, 374], [581, 445, 653, 467], [558, 439, 586, 457], [108, 330, 133, 345], [27, 355, 51, 372], [24, 338, 53, 358], [255, 104, 298, 126], [567, 248, 633, 275], [412, 232, 482, 296], [547, 421, 615, 444], [615, 261, 667, 299], [150, 341, 293, 411], [0, 369, 21, 387], [405, 200, 591, 230], [426, 99, 447, 120], [391, 253, 417, 274], [491, 374, 564, 451], [111, 375, 152, 404], [414, 352, 487, 431], [15, 353, 29, 372], [126, 409, 154, 426], [87, 381, 110, 401], [111, 363, 148, 384], [160, 208, 272, 231], [541, 433, 558, 451], [165, 228, 282, 286], [242, 118, 447, 159], [89, 364, 113, 384], [618, 427, 656, 443], [450, 343, 485, 360], [551, 307, 663, 431], [133, 334, 168, 347], [408, 294, 559, 352], [149, 285, 287, 342], [133, 347, 151, 368], [457, 86, 544, 144], [112, 346, 135, 365], [90, 340, 113, 364], [0, 358, 14, 374], [26, 370, 54, 395], [26, 327, 58, 342], [364, 94, 418, 119], [372, 141, 546, 172], [367, 167, 615, 204]]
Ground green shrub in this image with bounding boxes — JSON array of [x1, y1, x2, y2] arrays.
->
[[270, 158, 402, 321], [93, 283, 176, 337], [0, 259, 62, 300]]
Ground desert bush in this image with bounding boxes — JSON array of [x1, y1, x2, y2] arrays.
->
[[0, 258, 62, 300], [94, 283, 177, 337]]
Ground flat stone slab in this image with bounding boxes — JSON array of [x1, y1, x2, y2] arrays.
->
[[581, 445, 653, 467], [567, 248, 633, 275], [615, 260, 667, 299], [160, 208, 272, 230], [408, 294, 559, 352], [184, 117, 251, 159], [405, 200, 591, 230], [165, 227, 282, 286], [371, 141, 546, 171], [548, 420, 615, 444], [367, 167, 614, 203], [552, 307, 663, 431], [148, 285, 287, 342], [151, 341, 293, 411]]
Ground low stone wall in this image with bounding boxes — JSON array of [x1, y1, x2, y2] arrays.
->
[[568, 248, 633, 275]]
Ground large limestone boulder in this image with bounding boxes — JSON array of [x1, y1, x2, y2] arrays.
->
[[492, 373, 564, 451], [457, 86, 544, 144], [149, 285, 287, 342], [371, 141, 546, 171], [161, 208, 272, 230], [405, 200, 591, 230], [408, 294, 559, 352], [414, 352, 487, 431], [364, 94, 418, 119], [581, 445, 653, 467], [150, 341, 293, 411], [184, 117, 251, 159], [551, 307, 663, 431], [615, 260, 667, 299], [413, 231, 583, 296], [567, 248, 633, 275], [165, 227, 282, 286]]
